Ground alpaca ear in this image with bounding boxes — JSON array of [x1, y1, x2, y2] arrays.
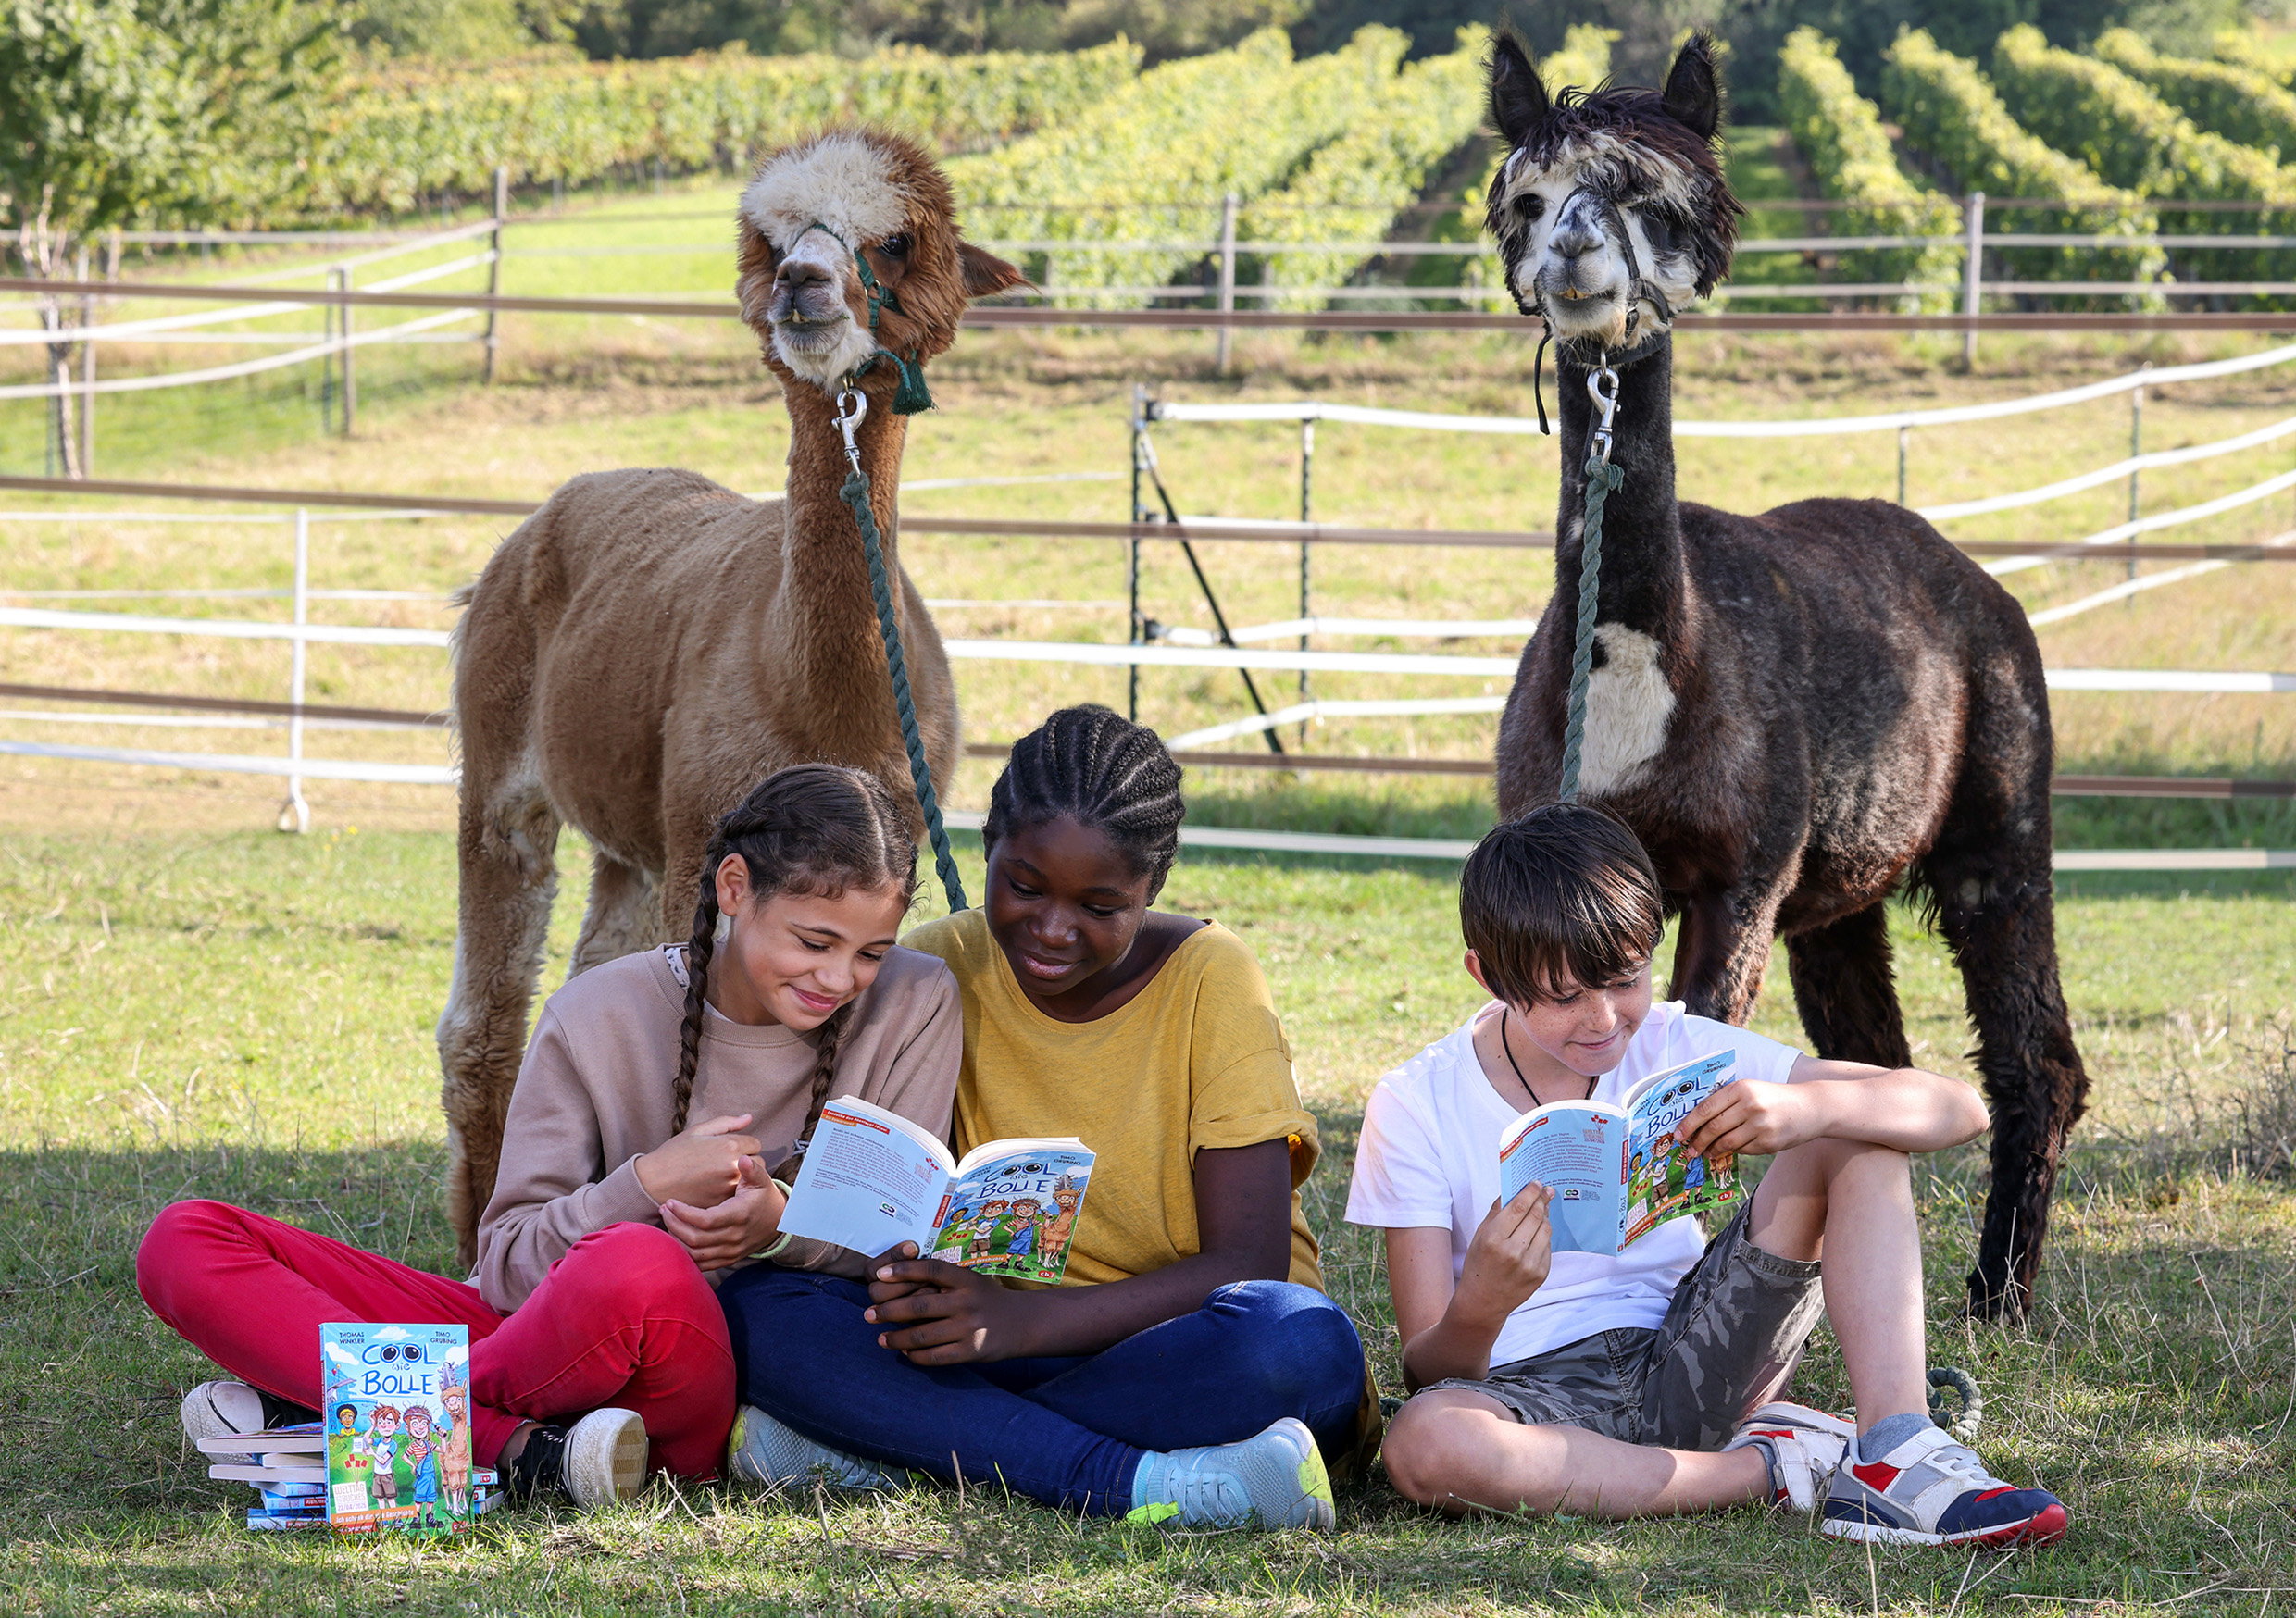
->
[[1488, 32, 1550, 148], [1662, 33, 1723, 142], [958, 242, 1029, 302]]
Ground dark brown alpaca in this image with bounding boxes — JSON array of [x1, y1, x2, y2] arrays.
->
[[437, 129, 1024, 1263], [1483, 35, 2089, 1317]]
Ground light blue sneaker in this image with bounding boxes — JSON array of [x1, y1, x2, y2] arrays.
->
[[726, 1405, 899, 1492], [1126, 1416, 1335, 1531]]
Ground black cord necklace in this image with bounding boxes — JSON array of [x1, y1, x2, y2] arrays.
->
[[1499, 1010, 1598, 1107]]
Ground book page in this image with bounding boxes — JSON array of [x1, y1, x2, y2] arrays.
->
[[1499, 1104, 1628, 1255], [1621, 1050, 1741, 1249], [777, 1097, 955, 1257], [927, 1144, 1096, 1284]]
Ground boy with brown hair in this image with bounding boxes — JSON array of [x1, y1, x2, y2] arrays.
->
[[1348, 804, 2066, 1546]]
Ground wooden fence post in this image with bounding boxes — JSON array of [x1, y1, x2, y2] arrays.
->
[[1963, 191, 1985, 367], [1216, 192, 1237, 372], [485, 165, 507, 384], [76, 244, 93, 478], [332, 266, 356, 435]]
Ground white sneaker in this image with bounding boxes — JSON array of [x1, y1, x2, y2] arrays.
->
[[727, 1404, 900, 1491], [180, 1380, 269, 1465], [1724, 1401, 1856, 1512], [1127, 1416, 1335, 1532], [506, 1409, 650, 1510]]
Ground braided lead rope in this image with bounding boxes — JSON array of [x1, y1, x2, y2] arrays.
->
[[834, 389, 967, 913], [1558, 360, 1625, 803]]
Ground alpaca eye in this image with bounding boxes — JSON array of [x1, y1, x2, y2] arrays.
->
[[1643, 218, 1674, 250], [880, 233, 913, 258], [1513, 193, 1544, 222]]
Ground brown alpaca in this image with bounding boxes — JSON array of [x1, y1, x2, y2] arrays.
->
[[1482, 37, 2090, 1318], [438, 129, 1025, 1262]]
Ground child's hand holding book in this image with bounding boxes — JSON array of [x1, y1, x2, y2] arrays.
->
[[1457, 1181, 1556, 1326], [1676, 1077, 1816, 1159], [864, 1254, 1036, 1365]]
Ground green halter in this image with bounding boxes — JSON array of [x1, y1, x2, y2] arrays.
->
[[795, 219, 934, 415]]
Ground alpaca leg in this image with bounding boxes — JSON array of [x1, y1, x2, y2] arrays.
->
[[436, 784, 559, 1268], [1783, 903, 1912, 1069], [568, 851, 660, 977], [1667, 879, 1791, 1027], [1928, 861, 2090, 1319]]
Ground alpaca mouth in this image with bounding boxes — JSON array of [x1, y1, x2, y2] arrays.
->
[[773, 311, 852, 350]]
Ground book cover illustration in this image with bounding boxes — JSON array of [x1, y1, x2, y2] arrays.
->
[[1497, 1048, 1741, 1255], [1621, 1050, 1744, 1248], [925, 1151, 1094, 1283], [319, 1323, 473, 1535], [779, 1097, 1094, 1282]]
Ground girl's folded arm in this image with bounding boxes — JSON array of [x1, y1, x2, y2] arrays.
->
[[472, 1015, 659, 1312]]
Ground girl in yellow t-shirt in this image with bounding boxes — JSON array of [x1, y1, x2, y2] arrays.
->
[[718, 707, 1369, 1530]]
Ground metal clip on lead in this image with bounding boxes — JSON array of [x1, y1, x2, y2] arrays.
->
[[834, 385, 868, 475], [1587, 359, 1622, 465]]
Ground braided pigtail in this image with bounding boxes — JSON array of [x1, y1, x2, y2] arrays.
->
[[669, 879, 721, 1135], [794, 1002, 855, 1158], [984, 704, 1187, 899], [668, 764, 921, 1141]]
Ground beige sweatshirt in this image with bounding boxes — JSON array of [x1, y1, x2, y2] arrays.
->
[[472, 943, 961, 1312]]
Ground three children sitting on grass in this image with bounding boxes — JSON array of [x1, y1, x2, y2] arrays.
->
[[136, 707, 2065, 1545]]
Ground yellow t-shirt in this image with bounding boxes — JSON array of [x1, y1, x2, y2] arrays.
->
[[902, 908, 1325, 1291]]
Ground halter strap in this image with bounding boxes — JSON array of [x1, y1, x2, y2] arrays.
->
[[793, 219, 933, 415], [1527, 182, 1676, 432]]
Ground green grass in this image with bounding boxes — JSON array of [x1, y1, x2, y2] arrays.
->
[[4, 189, 2296, 1611], [2, 826, 2292, 1614]]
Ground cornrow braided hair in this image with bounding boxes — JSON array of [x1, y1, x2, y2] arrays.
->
[[670, 764, 919, 1139], [982, 704, 1187, 901]]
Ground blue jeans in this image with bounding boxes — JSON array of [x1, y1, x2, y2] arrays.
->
[[718, 1269, 1366, 1516]]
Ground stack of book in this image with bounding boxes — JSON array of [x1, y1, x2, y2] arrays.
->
[[201, 1427, 501, 1531]]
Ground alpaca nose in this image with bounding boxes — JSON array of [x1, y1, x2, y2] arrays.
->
[[1550, 223, 1603, 268], [776, 257, 832, 291]]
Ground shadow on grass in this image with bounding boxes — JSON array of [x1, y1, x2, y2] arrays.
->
[[5, 1131, 2294, 1613]]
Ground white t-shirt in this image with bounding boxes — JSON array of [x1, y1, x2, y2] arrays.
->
[[1345, 1001, 1803, 1368]]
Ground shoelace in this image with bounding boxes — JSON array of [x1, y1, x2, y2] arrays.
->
[[1152, 1453, 1249, 1522]]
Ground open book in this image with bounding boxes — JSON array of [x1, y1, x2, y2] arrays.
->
[[1498, 1049, 1742, 1255], [778, 1096, 1096, 1283]]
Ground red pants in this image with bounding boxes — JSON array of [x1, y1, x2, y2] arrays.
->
[[136, 1201, 733, 1478]]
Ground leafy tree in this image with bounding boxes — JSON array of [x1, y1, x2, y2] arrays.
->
[[1, 0, 335, 475], [1, 0, 339, 242]]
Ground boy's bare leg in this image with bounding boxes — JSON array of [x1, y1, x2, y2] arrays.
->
[[1746, 1138, 1928, 1432], [1383, 1390, 1769, 1518]]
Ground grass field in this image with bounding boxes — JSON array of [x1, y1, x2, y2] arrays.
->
[[2, 827, 2292, 1615], [4, 177, 2296, 1615]]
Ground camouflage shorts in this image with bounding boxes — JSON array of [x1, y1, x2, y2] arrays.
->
[[1418, 1202, 1824, 1453]]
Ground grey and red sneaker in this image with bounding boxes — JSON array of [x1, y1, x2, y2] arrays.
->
[[1822, 1424, 2067, 1547], [1723, 1401, 1856, 1511]]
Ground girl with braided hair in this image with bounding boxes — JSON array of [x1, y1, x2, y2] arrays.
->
[[137, 765, 959, 1515], [722, 707, 1372, 1533]]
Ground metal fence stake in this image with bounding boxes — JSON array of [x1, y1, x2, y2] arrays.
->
[[1299, 417, 1315, 731], [1898, 425, 1909, 506], [1129, 384, 1147, 722]]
